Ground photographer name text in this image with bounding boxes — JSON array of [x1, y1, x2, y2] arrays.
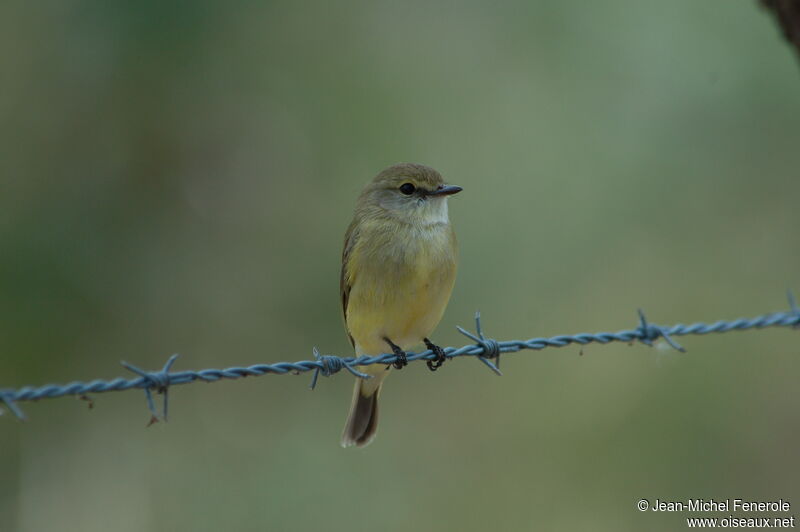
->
[[648, 499, 790, 513]]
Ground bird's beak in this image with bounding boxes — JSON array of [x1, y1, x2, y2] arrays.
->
[[427, 184, 463, 197]]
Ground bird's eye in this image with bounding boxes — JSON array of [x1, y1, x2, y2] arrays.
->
[[399, 183, 416, 195]]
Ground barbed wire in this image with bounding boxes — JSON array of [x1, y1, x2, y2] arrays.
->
[[2, 291, 798, 423]]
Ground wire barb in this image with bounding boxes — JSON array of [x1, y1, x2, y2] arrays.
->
[[636, 309, 686, 353], [0, 390, 26, 420], [121, 353, 180, 425], [788, 290, 800, 329], [457, 311, 503, 376], [309, 348, 371, 390]]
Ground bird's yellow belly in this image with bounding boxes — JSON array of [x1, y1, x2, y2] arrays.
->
[[346, 256, 455, 357]]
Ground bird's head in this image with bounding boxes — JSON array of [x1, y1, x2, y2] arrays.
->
[[358, 163, 462, 225]]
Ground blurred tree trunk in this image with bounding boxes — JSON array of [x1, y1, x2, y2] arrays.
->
[[761, 0, 800, 60]]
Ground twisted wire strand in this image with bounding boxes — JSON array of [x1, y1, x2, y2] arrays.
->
[[1, 293, 798, 421]]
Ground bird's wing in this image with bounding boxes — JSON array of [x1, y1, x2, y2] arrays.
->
[[340, 219, 359, 347]]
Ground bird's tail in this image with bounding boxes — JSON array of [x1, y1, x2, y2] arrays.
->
[[341, 376, 383, 448]]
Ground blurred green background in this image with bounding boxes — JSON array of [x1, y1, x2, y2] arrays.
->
[[1, 1, 799, 531]]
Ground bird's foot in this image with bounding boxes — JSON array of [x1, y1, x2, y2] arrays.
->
[[424, 338, 447, 371], [384, 337, 408, 369]]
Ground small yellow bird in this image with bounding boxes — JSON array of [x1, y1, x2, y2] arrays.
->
[[340, 163, 461, 447]]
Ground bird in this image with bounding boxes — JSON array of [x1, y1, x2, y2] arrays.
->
[[340, 163, 461, 447]]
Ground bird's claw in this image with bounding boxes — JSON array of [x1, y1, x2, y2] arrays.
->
[[384, 337, 408, 370], [424, 338, 446, 371]]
